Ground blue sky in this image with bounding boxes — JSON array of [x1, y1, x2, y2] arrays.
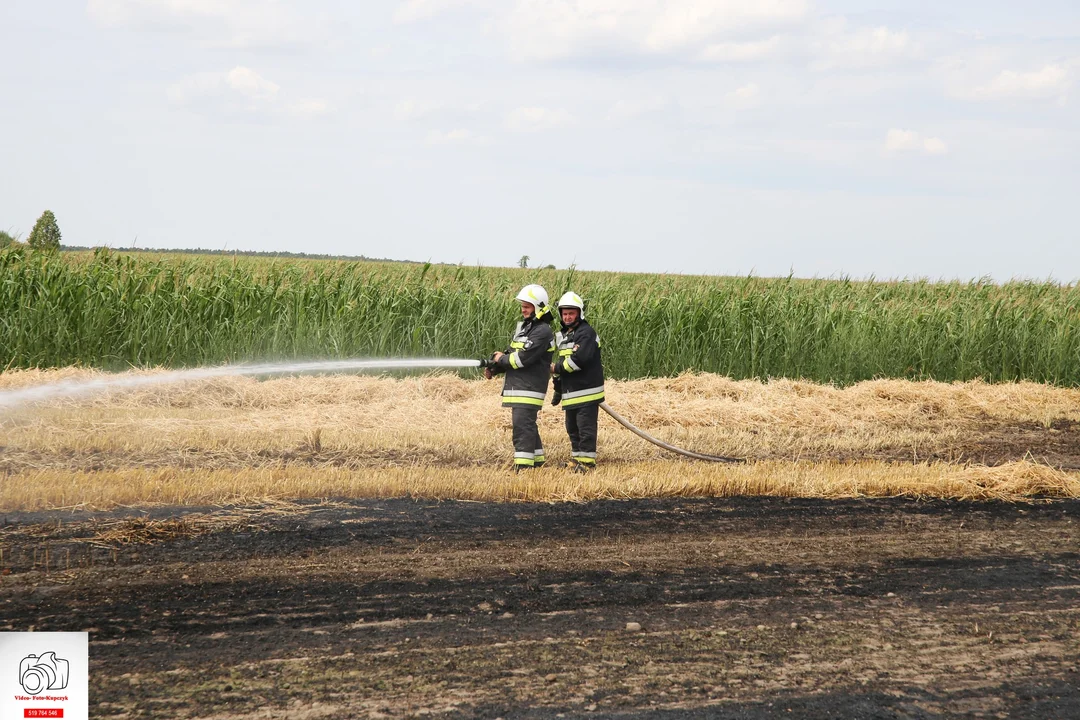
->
[[1, 1, 1078, 279]]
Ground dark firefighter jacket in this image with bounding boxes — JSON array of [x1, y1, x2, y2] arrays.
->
[[492, 316, 555, 407], [553, 319, 605, 408]]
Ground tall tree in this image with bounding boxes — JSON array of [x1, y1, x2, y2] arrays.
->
[[28, 210, 62, 251]]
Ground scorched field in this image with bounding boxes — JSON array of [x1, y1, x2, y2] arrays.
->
[[2, 370, 1079, 717]]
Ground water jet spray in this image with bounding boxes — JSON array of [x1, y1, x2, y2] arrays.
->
[[0, 358, 481, 412]]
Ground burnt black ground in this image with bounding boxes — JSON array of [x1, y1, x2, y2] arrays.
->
[[1, 497, 1078, 718]]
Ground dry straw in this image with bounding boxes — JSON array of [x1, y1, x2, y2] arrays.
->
[[2, 369, 1079, 509], [3, 460, 1077, 511], [3, 370, 1078, 467]]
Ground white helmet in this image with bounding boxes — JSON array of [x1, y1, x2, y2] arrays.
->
[[557, 291, 585, 319], [515, 284, 550, 317]]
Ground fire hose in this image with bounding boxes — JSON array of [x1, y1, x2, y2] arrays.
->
[[598, 402, 743, 464]]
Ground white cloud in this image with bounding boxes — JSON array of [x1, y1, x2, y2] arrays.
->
[[426, 128, 489, 145], [838, 26, 912, 56], [394, 0, 490, 23], [393, 98, 489, 132], [973, 64, 1070, 102], [289, 99, 331, 117], [394, 0, 929, 75], [395, 99, 434, 122], [504, 0, 808, 61], [607, 95, 669, 120], [811, 19, 919, 69], [642, 0, 806, 52], [700, 36, 783, 63], [168, 66, 278, 107], [921, 137, 948, 156], [506, 106, 574, 132], [940, 49, 1077, 105], [884, 128, 920, 152], [169, 66, 327, 118], [224, 66, 279, 101], [884, 128, 948, 156], [87, 0, 326, 49], [726, 82, 761, 109]]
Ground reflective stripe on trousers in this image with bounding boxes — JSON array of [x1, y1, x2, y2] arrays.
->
[[565, 403, 599, 466], [512, 405, 543, 467]]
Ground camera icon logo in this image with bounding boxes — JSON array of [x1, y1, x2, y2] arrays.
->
[[19, 652, 69, 695]]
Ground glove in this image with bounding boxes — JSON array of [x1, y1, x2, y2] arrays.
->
[[551, 377, 562, 406]]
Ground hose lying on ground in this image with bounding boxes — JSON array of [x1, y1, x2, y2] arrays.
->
[[599, 402, 744, 464]]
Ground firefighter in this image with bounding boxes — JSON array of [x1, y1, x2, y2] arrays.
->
[[484, 284, 555, 470], [551, 291, 604, 472]]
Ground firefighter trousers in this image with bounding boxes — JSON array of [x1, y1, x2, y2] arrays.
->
[[511, 405, 545, 466], [565, 403, 599, 466]]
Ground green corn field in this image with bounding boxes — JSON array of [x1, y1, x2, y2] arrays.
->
[[2, 245, 1079, 384]]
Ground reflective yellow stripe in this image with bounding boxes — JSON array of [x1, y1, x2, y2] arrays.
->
[[509, 352, 522, 369], [559, 349, 573, 356], [510, 342, 526, 349], [562, 391, 604, 406], [502, 396, 544, 406], [563, 358, 574, 372]]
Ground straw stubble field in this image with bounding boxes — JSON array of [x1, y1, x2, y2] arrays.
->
[[3, 370, 1080, 717], [2, 369, 1080, 508]]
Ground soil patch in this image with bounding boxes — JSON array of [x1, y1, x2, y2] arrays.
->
[[1, 497, 1078, 718]]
